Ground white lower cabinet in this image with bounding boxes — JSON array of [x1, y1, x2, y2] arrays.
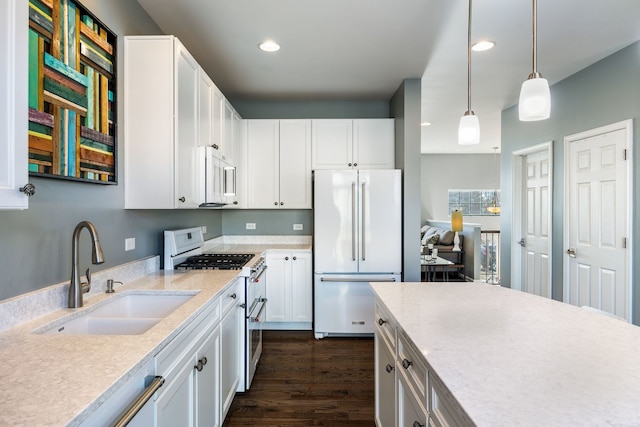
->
[[155, 296, 221, 427], [375, 334, 396, 427], [264, 251, 312, 329], [374, 298, 471, 427], [398, 370, 428, 427], [220, 279, 243, 421]]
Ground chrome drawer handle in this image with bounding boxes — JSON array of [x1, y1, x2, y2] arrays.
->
[[385, 364, 394, 373], [402, 359, 413, 369], [378, 318, 386, 326]]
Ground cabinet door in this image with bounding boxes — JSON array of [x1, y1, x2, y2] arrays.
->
[[195, 324, 221, 427], [265, 252, 288, 322], [311, 119, 353, 170], [245, 120, 279, 208], [398, 370, 428, 427], [223, 100, 234, 162], [0, 0, 28, 209], [197, 71, 214, 148], [375, 336, 396, 427], [353, 119, 395, 169], [220, 296, 242, 420], [279, 120, 312, 209], [290, 252, 312, 322], [174, 39, 200, 208], [156, 354, 195, 427], [212, 85, 224, 158]]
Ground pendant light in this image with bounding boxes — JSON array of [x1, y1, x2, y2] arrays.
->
[[458, 0, 480, 145], [486, 146, 501, 214], [519, 0, 550, 121]]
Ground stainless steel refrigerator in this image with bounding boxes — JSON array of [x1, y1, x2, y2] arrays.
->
[[313, 169, 402, 338]]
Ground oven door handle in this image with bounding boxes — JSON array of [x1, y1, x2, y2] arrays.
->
[[249, 301, 266, 323], [251, 265, 267, 282]]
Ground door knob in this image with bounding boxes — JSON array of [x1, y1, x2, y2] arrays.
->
[[518, 238, 526, 247], [566, 247, 577, 257]]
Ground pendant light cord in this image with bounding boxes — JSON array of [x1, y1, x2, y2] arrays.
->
[[466, 0, 472, 112], [531, 0, 538, 77]]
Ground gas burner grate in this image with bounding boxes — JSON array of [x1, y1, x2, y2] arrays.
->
[[175, 253, 253, 270]]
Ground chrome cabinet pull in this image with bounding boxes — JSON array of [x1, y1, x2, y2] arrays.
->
[[402, 359, 413, 369], [378, 318, 386, 326], [413, 422, 425, 427], [230, 293, 236, 299], [285, 256, 289, 261], [178, 197, 186, 203], [19, 183, 36, 196], [385, 364, 394, 373], [292, 256, 296, 260]]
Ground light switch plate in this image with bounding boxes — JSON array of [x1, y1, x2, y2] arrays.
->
[[246, 223, 256, 230], [293, 224, 303, 231], [125, 238, 135, 251]]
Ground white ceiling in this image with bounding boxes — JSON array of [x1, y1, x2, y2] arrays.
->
[[135, 0, 640, 154]]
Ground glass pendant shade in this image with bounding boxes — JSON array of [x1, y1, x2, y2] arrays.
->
[[458, 113, 480, 145], [519, 76, 550, 121]]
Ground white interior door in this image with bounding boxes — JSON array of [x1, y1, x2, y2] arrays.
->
[[522, 150, 551, 297], [511, 142, 553, 296], [564, 120, 631, 321]]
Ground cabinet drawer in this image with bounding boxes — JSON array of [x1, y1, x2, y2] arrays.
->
[[397, 330, 427, 401], [375, 303, 396, 352], [221, 279, 242, 316], [156, 296, 220, 376], [428, 372, 471, 427]]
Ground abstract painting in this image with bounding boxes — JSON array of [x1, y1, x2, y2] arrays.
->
[[28, 0, 116, 183]]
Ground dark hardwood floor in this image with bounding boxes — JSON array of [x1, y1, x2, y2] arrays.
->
[[224, 330, 375, 426]]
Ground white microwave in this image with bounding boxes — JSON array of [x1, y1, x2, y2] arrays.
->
[[198, 146, 237, 208]]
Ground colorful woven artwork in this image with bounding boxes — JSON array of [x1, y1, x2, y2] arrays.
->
[[28, 0, 116, 183]]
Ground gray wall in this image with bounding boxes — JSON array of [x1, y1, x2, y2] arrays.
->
[[233, 100, 390, 119], [0, 0, 225, 301], [222, 210, 312, 235], [501, 41, 640, 323], [390, 79, 422, 282], [421, 154, 501, 230]]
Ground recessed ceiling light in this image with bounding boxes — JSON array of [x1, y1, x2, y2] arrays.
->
[[471, 40, 495, 52], [420, 121, 432, 127], [259, 40, 280, 52]]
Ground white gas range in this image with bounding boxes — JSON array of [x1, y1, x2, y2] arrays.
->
[[164, 227, 267, 391]]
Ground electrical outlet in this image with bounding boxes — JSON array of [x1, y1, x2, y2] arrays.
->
[[293, 224, 303, 231], [125, 238, 136, 251], [201, 226, 207, 234], [246, 223, 256, 230]]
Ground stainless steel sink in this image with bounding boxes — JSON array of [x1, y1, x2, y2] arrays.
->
[[36, 291, 198, 335]]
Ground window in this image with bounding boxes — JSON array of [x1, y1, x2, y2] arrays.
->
[[448, 189, 500, 216]]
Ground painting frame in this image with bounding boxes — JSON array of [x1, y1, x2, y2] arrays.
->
[[27, 0, 117, 184]]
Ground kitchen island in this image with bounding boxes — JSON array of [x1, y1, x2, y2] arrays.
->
[[371, 281, 640, 426]]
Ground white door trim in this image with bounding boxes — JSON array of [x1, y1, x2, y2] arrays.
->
[[563, 119, 633, 321], [511, 142, 553, 294]]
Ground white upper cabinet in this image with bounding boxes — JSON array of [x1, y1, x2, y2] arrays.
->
[[223, 99, 234, 163], [198, 70, 214, 148], [312, 119, 395, 170], [245, 119, 311, 209], [211, 85, 224, 158], [0, 0, 29, 210], [124, 36, 201, 209]]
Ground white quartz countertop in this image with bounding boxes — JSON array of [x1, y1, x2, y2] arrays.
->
[[370, 281, 640, 426], [0, 269, 241, 427]]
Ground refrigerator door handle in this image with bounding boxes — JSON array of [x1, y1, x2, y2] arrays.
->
[[352, 182, 356, 261], [361, 181, 366, 261], [320, 277, 397, 282]]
